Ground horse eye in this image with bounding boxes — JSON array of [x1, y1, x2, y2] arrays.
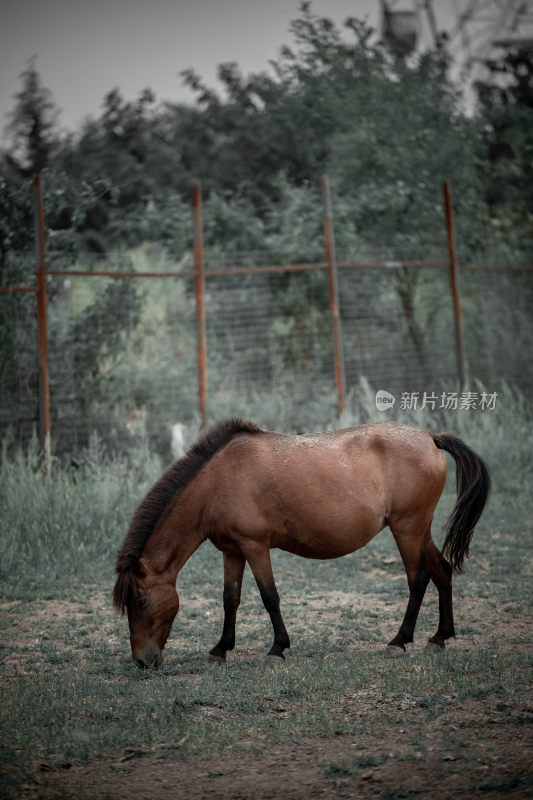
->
[[138, 597, 148, 610]]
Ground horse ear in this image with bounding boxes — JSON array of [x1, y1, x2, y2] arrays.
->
[[111, 559, 143, 614], [129, 555, 144, 577], [112, 570, 132, 614], [115, 553, 143, 576]]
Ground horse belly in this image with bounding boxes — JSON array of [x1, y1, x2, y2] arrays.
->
[[206, 437, 386, 559], [269, 488, 385, 559]]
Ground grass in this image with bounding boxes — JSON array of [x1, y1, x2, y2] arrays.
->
[[0, 431, 162, 597], [1, 599, 530, 759], [1, 379, 530, 598], [0, 385, 532, 797]]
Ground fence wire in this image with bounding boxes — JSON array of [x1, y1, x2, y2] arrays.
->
[[1, 249, 532, 456], [44, 258, 198, 454], [339, 264, 456, 393], [0, 287, 38, 443], [461, 269, 533, 394], [204, 267, 333, 394]]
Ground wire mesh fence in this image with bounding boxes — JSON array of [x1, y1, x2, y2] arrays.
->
[[2, 180, 532, 458], [0, 287, 39, 444], [43, 254, 198, 454], [204, 264, 333, 395], [0, 254, 40, 444], [338, 263, 457, 393], [461, 268, 533, 394], [4, 246, 532, 458]]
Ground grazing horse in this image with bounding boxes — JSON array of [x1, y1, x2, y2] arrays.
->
[[112, 419, 490, 668]]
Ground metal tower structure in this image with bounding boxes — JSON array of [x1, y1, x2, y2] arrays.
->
[[380, 1, 533, 85]]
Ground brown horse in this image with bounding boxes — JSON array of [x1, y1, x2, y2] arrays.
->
[[112, 419, 490, 668]]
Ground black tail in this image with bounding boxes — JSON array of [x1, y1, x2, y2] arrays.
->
[[432, 433, 491, 571]]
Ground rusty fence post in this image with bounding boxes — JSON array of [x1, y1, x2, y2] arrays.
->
[[443, 180, 469, 392], [33, 174, 51, 472], [193, 182, 207, 429], [321, 175, 346, 414]]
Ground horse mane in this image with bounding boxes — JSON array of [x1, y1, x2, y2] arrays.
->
[[112, 418, 263, 613]]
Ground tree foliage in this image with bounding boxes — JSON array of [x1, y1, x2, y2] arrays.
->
[[4, 57, 59, 178], [1, 5, 531, 258], [475, 45, 533, 246], [1, 5, 532, 453]]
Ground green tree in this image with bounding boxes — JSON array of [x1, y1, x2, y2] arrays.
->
[[475, 45, 533, 249], [0, 177, 33, 276], [177, 5, 487, 256], [62, 88, 196, 248], [4, 57, 59, 177]]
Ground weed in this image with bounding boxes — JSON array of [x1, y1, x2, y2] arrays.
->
[[324, 762, 353, 788], [324, 762, 352, 778], [461, 773, 533, 794], [380, 788, 420, 799]]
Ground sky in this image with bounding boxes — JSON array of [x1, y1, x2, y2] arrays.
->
[[3, 0, 527, 141], [0, 0, 380, 140]]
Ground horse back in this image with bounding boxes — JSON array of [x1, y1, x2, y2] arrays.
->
[[199, 423, 447, 559]]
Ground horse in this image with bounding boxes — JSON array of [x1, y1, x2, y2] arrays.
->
[[112, 418, 490, 668]]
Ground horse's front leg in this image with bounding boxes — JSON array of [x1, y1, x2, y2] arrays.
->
[[209, 552, 245, 662], [244, 545, 290, 661]]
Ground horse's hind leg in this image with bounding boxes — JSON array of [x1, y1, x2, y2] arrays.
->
[[209, 552, 245, 662], [386, 517, 432, 656], [243, 545, 290, 661], [423, 535, 455, 650]]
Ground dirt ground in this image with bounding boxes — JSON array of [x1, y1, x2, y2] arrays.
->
[[17, 695, 532, 800], [5, 591, 532, 800]]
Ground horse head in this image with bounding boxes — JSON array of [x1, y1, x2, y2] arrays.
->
[[112, 556, 179, 668]]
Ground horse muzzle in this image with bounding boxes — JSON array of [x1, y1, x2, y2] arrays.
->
[[133, 646, 163, 669]]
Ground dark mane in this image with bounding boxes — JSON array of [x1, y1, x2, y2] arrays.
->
[[112, 418, 262, 612]]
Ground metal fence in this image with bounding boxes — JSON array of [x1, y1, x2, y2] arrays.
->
[[461, 267, 533, 392], [1, 176, 532, 459]]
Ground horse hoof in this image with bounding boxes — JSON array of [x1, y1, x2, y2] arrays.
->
[[424, 641, 445, 653], [208, 653, 226, 663], [385, 645, 407, 659], [266, 654, 285, 664]]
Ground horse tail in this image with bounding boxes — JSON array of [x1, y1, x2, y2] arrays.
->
[[432, 433, 491, 571]]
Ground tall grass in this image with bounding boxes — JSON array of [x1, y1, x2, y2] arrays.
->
[[0, 431, 161, 598], [0, 381, 530, 599]]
